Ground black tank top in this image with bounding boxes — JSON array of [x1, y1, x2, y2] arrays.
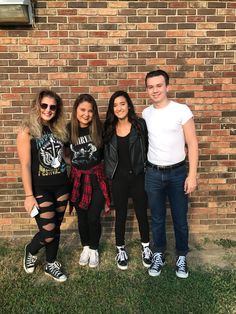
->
[[116, 133, 132, 175], [31, 126, 68, 186]]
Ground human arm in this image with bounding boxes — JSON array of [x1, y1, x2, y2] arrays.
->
[[16, 128, 38, 214], [138, 118, 149, 157], [63, 145, 71, 165], [63, 123, 72, 165], [183, 118, 198, 194]]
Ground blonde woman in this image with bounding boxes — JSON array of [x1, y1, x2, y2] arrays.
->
[[17, 89, 70, 282]]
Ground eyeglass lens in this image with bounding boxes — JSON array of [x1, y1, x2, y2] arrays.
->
[[40, 103, 57, 111]]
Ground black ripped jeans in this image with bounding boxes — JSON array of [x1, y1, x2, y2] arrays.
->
[[27, 184, 70, 263]]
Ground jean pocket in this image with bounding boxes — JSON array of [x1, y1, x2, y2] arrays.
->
[[173, 165, 187, 177]]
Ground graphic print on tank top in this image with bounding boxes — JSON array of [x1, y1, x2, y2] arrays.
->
[[70, 134, 97, 167], [36, 133, 66, 176]]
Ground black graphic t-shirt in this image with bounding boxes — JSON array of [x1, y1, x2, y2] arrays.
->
[[70, 126, 103, 170], [31, 126, 68, 186]]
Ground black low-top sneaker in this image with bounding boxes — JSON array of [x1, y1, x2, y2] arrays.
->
[[23, 245, 37, 274], [142, 246, 153, 268], [116, 248, 128, 270], [45, 261, 67, 282], [176, 256, 188, 278], [148, 252, 165, 277]]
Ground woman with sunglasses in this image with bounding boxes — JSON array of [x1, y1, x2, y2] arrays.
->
[[17, 89, 70, 282], [68, 94, 110, 268], [103, 91, 152, 270]]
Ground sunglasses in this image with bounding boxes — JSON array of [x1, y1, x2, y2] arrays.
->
[[40, 103, 57, 111]]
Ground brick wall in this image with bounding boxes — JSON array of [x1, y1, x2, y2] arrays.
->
[[0, 1, 235, 240]]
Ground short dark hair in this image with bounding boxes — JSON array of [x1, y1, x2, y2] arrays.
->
[[145, 69, 170, 87]]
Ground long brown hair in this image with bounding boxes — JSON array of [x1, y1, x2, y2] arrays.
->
[[70, 94, 102, 147]]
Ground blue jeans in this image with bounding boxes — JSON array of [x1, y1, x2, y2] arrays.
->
[[145, 164, 189, 256]]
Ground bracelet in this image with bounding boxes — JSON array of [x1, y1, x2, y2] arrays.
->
[[25, 194, 33, 198]]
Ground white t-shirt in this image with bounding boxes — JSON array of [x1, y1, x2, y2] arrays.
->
[[142, 100, 193, 166]]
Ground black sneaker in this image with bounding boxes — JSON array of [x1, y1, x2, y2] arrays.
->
[[176, 256, 188, 278], [148, 252, 165, 277], [45, 261, 67, 282], [142, 246, 153, 268], [116, 248, 128, 270], [23, 245, 37, 274]]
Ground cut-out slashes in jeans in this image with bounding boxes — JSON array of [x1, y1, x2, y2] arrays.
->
[[27, 184, 70, 263]]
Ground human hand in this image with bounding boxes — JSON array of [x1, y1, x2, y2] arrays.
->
[[24, 196, 38, 216], [184, 176, 197, 194]]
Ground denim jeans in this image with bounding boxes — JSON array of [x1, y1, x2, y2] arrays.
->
[[145, 164, 189, 256]]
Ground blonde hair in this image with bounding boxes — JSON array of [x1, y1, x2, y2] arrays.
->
[[21, 89, 68, 142]]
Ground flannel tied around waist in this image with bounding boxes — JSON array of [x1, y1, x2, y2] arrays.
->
[[70, 163, 111, 214]]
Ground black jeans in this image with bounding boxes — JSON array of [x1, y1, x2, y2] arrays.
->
[[111, 172, 150, 246], [28, 184, 70, 263], [75, 175, 105, 250]]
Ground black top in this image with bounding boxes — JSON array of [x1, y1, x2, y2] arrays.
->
[[104, 118, 148, 180], [116, 133, 132, 175], [31, 126, 68, 186], [69, 126, 103, 170]]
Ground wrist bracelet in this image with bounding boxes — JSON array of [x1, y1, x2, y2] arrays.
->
[[25, 194, 33, 198]]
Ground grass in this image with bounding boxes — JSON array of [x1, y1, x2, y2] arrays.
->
[[213, 238, 236, 249], [0, 239, 235, 314]]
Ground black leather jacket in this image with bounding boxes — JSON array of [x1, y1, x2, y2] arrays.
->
[[104, 118, 148, 180]]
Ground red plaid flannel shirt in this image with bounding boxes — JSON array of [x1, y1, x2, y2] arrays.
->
[[69, 163, 111, 214]]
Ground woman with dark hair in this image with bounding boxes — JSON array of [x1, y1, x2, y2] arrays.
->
[[17, 89, 69, 282], [103, 91, 152, 270], [68, 94, 110, 268]]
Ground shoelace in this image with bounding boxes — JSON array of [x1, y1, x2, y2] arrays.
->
[[47, 261, 63, 277], [26, 253, 37, 267], [143, 246, 152, 259], [152, 253, 163, 269], [176, 256, 186, 272], [116, 250, 128, 262]]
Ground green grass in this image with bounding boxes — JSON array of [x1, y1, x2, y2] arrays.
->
[[214, 238, 236, 249], [0, 240, 235, 314]]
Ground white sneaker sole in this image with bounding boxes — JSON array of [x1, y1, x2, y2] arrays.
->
[[117, 263, 128, 270], [89, 262, 99, 268], [148, 270, 161, 277], [148, 260, 165, 276], [45, 271, 67, 282], [143, 261, 152, 268], [23, 246, 36, 274], [79, 260, 89, 266], [176, 271, 189, 279], [23, 263, 34, 274]]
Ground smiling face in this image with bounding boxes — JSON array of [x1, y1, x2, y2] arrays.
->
[[146, 75, 169, 107], [76, 101, 93, 127], [39, 96, 57, 123], [113, 96, 129, 121]]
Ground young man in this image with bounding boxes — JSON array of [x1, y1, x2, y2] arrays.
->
[[142, 69, 198, 278]]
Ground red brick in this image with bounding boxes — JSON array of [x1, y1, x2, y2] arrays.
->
[[0, 0, 235, 239]]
